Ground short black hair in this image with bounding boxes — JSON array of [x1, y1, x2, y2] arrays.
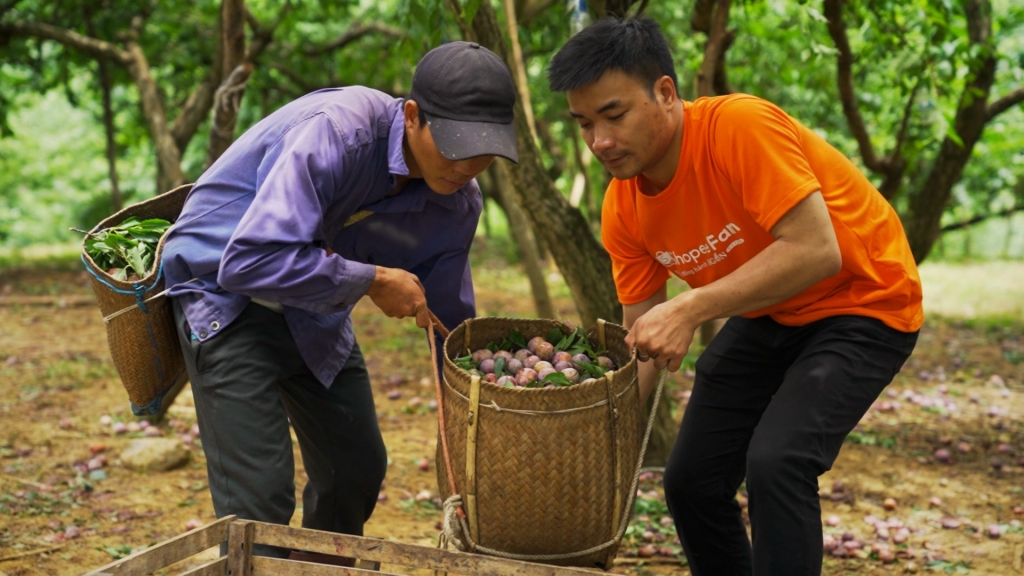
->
[[548, 16, 677, 97]]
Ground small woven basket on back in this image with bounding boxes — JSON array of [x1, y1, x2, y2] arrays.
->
[[81, 184, 192, 417], [437, 317, 644, 570]]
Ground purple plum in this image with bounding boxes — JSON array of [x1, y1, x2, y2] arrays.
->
[[532, 361, 554, 373], [517, 368, 538, 386], [537, 367, 556, 381], [561, 368, 580, 383], [514, 349, 532, 362], [536, 342, 555, 361], [479, 359, 495, 374], [527, 337, 546, 353], [553, 351, 573, 364], [597, 356, 616, 370], [571, 353, 591, 368], [524, 355, 541, 369], [472, 349, 493, 364], [506, 359, 523, 375], [496, 375, 516, 387], [493, 350, 513, 362], [555, 361, 573, 372]]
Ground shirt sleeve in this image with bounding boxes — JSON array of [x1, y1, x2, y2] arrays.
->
[[600, 184, 669, 305], [218, 113, 377, 314], [711, 97, 822, 232]]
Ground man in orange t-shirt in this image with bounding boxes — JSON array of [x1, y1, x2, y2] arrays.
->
[[549, 17, 921, 576]]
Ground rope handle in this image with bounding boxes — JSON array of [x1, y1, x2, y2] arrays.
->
[[426, 313, 465, 523]]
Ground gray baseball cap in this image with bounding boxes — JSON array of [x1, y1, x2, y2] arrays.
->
[[407, 41, 519, 164]]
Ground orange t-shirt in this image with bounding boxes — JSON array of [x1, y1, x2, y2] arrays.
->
[[601, 94, 923, 332]]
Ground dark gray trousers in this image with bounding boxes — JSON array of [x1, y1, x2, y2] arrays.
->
[[172, 299, 387, 557]]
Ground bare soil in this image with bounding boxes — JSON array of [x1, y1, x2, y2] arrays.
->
[[1, 266, 1024, 575]]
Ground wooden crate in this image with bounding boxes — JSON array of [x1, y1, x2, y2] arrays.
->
[[84, 516, 607, 575]]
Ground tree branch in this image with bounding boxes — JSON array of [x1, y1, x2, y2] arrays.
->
[[304, 21, 404, 55], [0, 20, 130, 64], [986, 86, 1024, 122], [122, 16, 184, 192], [691, 0, 715, 33], [518, 0, 558, 24], [245, 3, 290, 62], [823, 0, 886, 172], [443, 0, 477, 43], [941, 205, 1024, 233]]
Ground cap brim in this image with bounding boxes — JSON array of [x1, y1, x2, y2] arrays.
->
[[425, 114, 519, 164]]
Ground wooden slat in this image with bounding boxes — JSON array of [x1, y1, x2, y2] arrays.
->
[[227, 520, 255, 576], [251, 523, 605, 575], [253, 556, 398, 575], [83, 515, 234, 575], [178, 556, 227, 576], [354, 559, 380, 570]]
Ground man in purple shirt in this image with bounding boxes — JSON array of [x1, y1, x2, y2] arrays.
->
[[161, 42, 517, 563]]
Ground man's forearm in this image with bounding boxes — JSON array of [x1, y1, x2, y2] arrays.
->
[[676, 235, 841, 326]]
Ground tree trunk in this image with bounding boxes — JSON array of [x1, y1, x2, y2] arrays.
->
[[492, 162, 555, 319], [695, 0, 733, 98], [84, 7, 123, 212], [98, 61, 124, 212], [904, 0, 997, 262], [460, 2, 621, 327], [205, 0, 249, 169]]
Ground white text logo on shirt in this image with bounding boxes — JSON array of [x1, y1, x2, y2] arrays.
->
[[655, 222, 744, 277]]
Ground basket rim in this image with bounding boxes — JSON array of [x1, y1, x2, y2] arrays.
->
[[81, 183, 193, 291], [441, 316, 636, 399]]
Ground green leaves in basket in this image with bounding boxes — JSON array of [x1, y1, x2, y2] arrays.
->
[[454, 354, 475, 371], [493, 357, 507, 378], [488, 329, 528, 353], [542, 371, 574, 387], [575, 358, 608, 380], [85, 217, 172, 280]]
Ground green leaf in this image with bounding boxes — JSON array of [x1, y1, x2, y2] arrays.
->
[[542, 371, 573, 387], [576, 359, 607, 379], [493, 357, 506, 378], [461, 0, 482, 24], [547, 327, 564, 346], [454, 355, 475, 371], [507, 330, 527, 351]]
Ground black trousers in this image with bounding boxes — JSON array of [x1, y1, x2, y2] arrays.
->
[[172, 300, 387, 557], [664, 315, 918, 576]]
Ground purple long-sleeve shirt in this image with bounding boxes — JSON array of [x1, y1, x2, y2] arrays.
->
[[162, 87, 480, 386]]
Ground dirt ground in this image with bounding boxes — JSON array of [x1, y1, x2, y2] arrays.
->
[[2, 265, 1024, 575]]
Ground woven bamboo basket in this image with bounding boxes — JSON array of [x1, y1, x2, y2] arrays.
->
[[437, 317, 642, 570], [81, 184, 192, 417]]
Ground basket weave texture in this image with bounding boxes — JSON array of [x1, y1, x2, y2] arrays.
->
[[81, 184, 192, 416], [437, 317, 641, 569]]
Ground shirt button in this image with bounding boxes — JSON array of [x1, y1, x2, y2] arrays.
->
[[199, 330, 208, 339], [211, 321, 221, 331]]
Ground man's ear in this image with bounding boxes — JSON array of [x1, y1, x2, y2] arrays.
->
[[655, 76, 678, 107], [404, 99, 421, 130]]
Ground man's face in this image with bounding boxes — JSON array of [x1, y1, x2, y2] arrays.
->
[[567, 69, 678, 181], [404, 103, 496, 195]]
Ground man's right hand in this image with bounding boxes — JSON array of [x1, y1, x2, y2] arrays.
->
[[365, 266, 430, 329]]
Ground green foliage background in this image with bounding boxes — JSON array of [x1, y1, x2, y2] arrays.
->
[[0, 0, 1022, 259]]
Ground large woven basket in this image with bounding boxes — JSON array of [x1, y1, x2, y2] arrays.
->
[[81, 184, 192, 417], [437, 317, 642, 569]]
